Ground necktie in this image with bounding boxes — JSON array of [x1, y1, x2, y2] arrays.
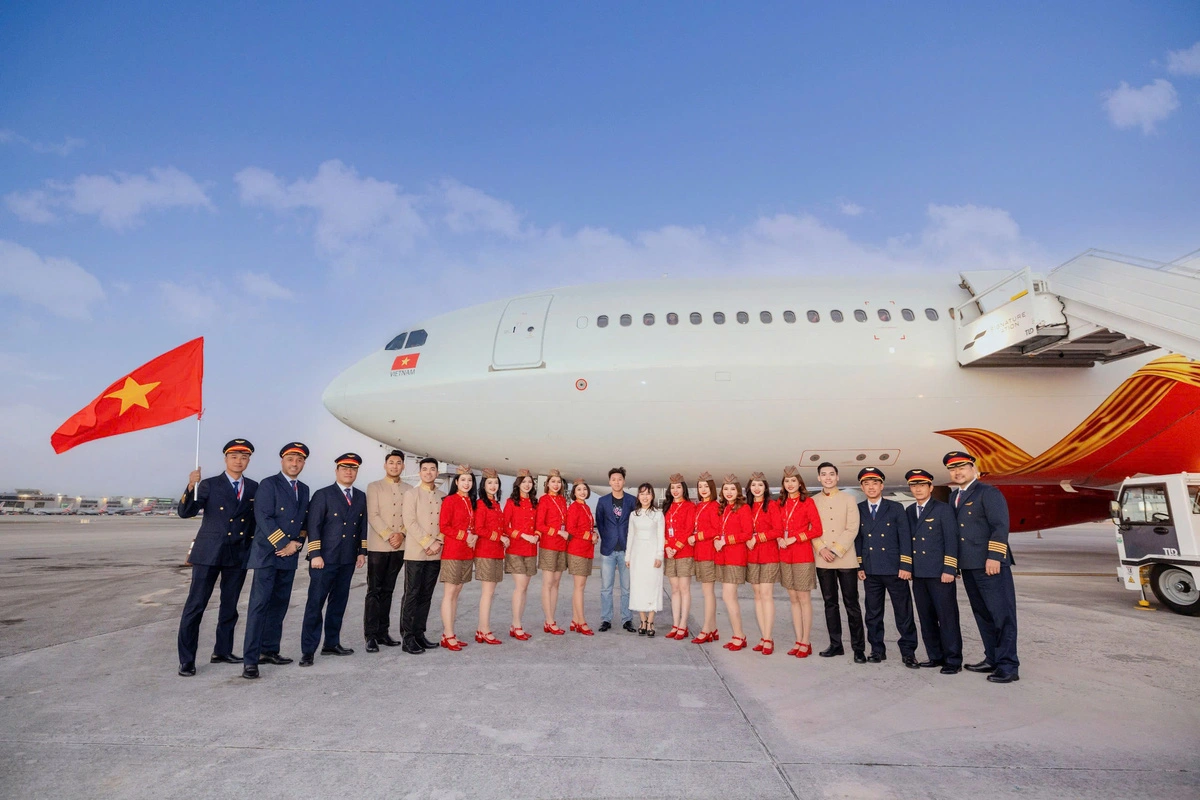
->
[[233, 480, 241, 501], [290, 480, 298, 499], [344, 488, 353, 506], [916, 505, 923, 518], [870, 504, 877, 519], [955, 491, 961, 508]]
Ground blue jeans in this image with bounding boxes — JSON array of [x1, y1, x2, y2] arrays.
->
[[600, 551, 631, 623]]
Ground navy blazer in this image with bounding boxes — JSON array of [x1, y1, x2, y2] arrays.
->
[[907, 498, 959, 578], [177, 474, 257, 568], [951, 481, 1013, 569], [250, 473, 310, 571], [855, 497, 913, 575], [305, 484, 368, 565], [595, 492, 639, 556]]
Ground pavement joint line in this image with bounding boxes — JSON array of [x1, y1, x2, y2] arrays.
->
[[0, 614, 178, 660]]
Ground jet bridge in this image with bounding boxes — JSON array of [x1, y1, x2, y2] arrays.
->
[[954, 250, 1200, 368]]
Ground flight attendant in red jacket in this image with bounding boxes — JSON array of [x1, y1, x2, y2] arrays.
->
[[716, 474, 752, 651], [504, 469, 539, 640], [777, 465, 823, 657], [474, 468, 508, 645], [745, 472, 782, 655], [438, 465, 477, 651], [537, 469, 570, 635], [565, 477, 599, 635], [662, 473, 695, 640], [691, 472, 722, 644]]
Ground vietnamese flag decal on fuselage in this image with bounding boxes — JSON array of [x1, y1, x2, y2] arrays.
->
[[390, 353, 421, 374]]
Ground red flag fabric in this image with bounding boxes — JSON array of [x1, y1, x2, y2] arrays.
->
[[390, 353, 420, 371], [51, 337, 204, 454]]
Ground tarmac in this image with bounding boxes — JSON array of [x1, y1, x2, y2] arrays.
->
[[0, 516, 1197, 799]]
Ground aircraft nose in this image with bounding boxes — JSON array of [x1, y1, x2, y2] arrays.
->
[[321, 376, 347, 421]]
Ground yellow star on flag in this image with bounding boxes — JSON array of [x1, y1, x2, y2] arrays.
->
[[400, 357, 411, 366], [104, 376, 161, 415]]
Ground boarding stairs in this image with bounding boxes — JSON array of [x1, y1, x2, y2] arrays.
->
[[954, 249, 1200, 367]]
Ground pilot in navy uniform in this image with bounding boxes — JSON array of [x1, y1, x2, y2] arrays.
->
[[854, 468, 920, 668], [944, 451, 1020, 683], [241, 442, 310, 679], [905, 469, 963, 674], [299, 453, 369, 666], [175, 439, 257, 677]]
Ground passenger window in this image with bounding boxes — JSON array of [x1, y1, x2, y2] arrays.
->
[[783, 310, 796, 323], [405, 329, 428, 348], [853, 310, 868, 322], [807, 310, 820, 323], [877, 309, 891, 322], [901, 308, 915, 321], [689, 312, 702, 325], [736, 311, 749, 324], [620, 314, 632, 327], [643, 313, 655, 326], [831, 310, 844, 323], [713, 312, 726, 325], [925, 308, 939, 321], [760, 311, 773, 323], [385, 333, 407, 350], [1120, 484, 1172, 524], [597, 315, 609, 328], [667, 313, 679, 326]]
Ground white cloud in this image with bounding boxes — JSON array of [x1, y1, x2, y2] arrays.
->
[[5, 167, 213, 229], [441, 179, 525, 237], [0, 129, 85, 156], [237, 271, 294, 300], [1166, 42, 1200, 76], [158, 280, 219, 322], [838, 200, 864, 217], [1102, 79, 1179, 134], [0, 240, 105, 320]]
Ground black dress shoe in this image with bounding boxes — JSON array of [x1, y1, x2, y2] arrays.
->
[[241, 665, 259, 679], [819, 645, 844, 658], [622, 621, 636, 633], [964, 660, 996, 673], [299, 653, 314, 667], [401, 639, 425, 654], [321, 644, 354, 656], [917, 659, 943, 668], [866, 653, 887, 663], [419, 635, 439, 650], [987, 671, 1020, 683], [365, 639, 379, 653], [940, 665, 962, 674], [210, 653, 241, 664], [598, 621, 612, 632], [852, 651, 867, 664], [902, 655, 921, 669], [178, 662, 196, 677], [260, 652, 294, 665], [379, 634, 401, 647]]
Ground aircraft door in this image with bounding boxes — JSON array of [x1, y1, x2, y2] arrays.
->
[[492, 295, 553, 370], [1117, 483, 1181, 559]]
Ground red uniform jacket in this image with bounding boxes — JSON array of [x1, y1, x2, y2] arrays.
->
[[746, 500, 782, 564], [537, 494, 569, 552], [565, 500, 598, 558], [716, 503, 752, 567], [504, 496, 538, 557], [439, 493, 476, 561], [474, 497, 507, 560], [777, 495, 823, 564], [664, 500, 696, 559], [692, 500, 721, 562]]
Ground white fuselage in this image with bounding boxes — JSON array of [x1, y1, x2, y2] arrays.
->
[[323, 276, 1156, 486]]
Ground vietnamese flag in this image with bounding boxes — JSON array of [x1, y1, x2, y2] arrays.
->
[[391, 353, 420, 370], [51, 337, 204, 454]]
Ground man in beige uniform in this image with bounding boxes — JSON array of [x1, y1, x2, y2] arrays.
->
[[399, 457, 444, 654], [364, 450, 411, 652], [811, 462, 866, 662]]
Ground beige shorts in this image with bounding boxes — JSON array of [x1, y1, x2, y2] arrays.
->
[[439, 558, 473, 585], [746, 561, 780, 585], [780, 561, 817, 592], [474, 556, 504, 583], [567, 554, 594, 577], [538, 548, 568, 573], [664, 557, 694, 578], [718, 564, 747, 585], [505, 554, 538, 576], [693, 559, 718, 584]]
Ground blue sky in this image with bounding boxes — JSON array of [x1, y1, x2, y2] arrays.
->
[[2, 3, 1197, 495]]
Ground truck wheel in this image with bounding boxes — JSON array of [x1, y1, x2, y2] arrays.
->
[[1149, 564, 1200, 616]]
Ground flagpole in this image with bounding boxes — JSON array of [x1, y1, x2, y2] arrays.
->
[[194, 411, 203, 470]]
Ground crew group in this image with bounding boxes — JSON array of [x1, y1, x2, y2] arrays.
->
[[176, 441, 1020, 684]]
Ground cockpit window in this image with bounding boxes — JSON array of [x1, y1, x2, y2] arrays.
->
[[385, 333, 407, 350], [405, 329, 428, 348]]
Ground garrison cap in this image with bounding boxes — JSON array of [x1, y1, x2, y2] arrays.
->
[[668, 473, 685, 484], [547, 468, 562, 479], [481, 467, 499, 479], [858, 467, 886, 483], [223, 439, 254, 455], [698, 471, 713, 482], [781, 465, 799, 478], [942, 451, 976, 468], [280, 442, 309, 458], [722, 473, 740, 485], [749, 471, 766, 482], [905, 468, 935, 484], [455, 463, 473, 475], [572, 476, 588, 487], [516, 468, 532, 478], [335, 452, 363, 467]]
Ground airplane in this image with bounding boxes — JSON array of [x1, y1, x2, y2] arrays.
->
[[322, 261, 1200, 533]]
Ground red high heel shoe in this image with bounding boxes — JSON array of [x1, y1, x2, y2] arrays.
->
[[667, 626, 681, 639], [691, 629, 715, 644], [476, 630, 502, 645], [787, 641, 802, 656], [544, 621, 566, 636], [674, 627, 690, 641], [795, 642, 812, 659], [440, 634, 463, 651], [723, 636, 748, 651], [761, 639, 774, 655], [753, 639, 765, 652], [569, 621, 595, 636], [509, 626, 531, 641]]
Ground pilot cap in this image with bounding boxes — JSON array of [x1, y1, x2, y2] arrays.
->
[[280, 442, 310, 459], [942, 451, 976, 468], [223, 439, 254, 455], [858, 467, 885, 483], [335, 453, 362, 467], [905, 469, 935, 485]]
